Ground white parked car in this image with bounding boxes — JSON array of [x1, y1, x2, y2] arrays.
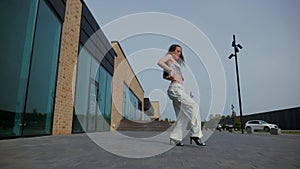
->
[[245, 120, 278, 132]]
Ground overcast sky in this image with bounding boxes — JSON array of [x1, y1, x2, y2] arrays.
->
[[85, 0, 300, 121]]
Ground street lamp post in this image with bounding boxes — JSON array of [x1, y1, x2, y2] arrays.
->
[[228, 34, 244, 134]]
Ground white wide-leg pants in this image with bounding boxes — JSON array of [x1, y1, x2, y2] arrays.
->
[[168, 83, 203, 141]]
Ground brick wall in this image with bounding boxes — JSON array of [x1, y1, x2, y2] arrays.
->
[[111, 42, 145, 130], [52, 0, 82, 135]]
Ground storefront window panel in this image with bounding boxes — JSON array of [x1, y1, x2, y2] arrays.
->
[[0, 0, 38, 138], [23, 0, 62, 136], [122, 83, 142, 121], [97, 66, 112, 131], [104, 70, 112, 130], [87, 57, 99, 132], [73, 46, 91, 133]]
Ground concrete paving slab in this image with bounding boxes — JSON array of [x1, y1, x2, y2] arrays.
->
[[0, 131, 299, 169]]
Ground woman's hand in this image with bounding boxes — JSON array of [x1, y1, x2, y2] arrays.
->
[[163, 70, 174, 80], [164, 75, 174, 81]]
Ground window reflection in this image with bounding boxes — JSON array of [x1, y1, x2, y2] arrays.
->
[[0, 0, 62, 138], [123, 84, 142, 121], [23, 0, 62, 136], [73, 47, 112, 133]]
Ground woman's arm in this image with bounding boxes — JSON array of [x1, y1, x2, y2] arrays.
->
[[158, 54, 174, 80], [157, 54, 173, 74]]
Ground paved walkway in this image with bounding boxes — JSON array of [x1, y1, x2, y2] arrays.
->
[[0, 131, 299, 169]]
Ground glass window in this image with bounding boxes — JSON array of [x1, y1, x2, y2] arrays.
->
[[87, 57, 99, 132], [122, 84, 129, 120], [73, 47, 112, 133], [98, 66, 107, 128], [144, 114, 150, 121], [122, 83, 142, 121], [0, 0, 38, 138], [97, 66, 112, 131], [73, 46, 91, 133], [104, 71, 112, 130], [23, 0, 62, 136]]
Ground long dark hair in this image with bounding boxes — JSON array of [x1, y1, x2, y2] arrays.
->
[[168, 44, 184, 64]]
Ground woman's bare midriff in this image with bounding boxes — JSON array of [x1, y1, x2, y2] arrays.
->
[[171, 74, 183, 84]]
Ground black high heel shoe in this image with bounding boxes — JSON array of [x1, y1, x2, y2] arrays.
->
[[170, 138, 184, 146], [190, 137, 206, 146]]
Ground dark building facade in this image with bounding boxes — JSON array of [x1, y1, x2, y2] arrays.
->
[[220, 107, 300, 130], [242, 107, 300, 130]]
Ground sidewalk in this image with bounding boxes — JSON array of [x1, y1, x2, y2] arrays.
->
[[0, 131, 299, 169]]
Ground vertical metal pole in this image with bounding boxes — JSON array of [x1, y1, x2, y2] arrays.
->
[[233, 35, 244, 134]]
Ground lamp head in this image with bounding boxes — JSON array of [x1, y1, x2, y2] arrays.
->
[[228, 54, 235, 59], [237, 44, 243, 49]]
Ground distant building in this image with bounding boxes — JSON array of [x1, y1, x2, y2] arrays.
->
[[110, 41, 145, 130], [242, 107, 300, 130], [220, 107, 300, 130]]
